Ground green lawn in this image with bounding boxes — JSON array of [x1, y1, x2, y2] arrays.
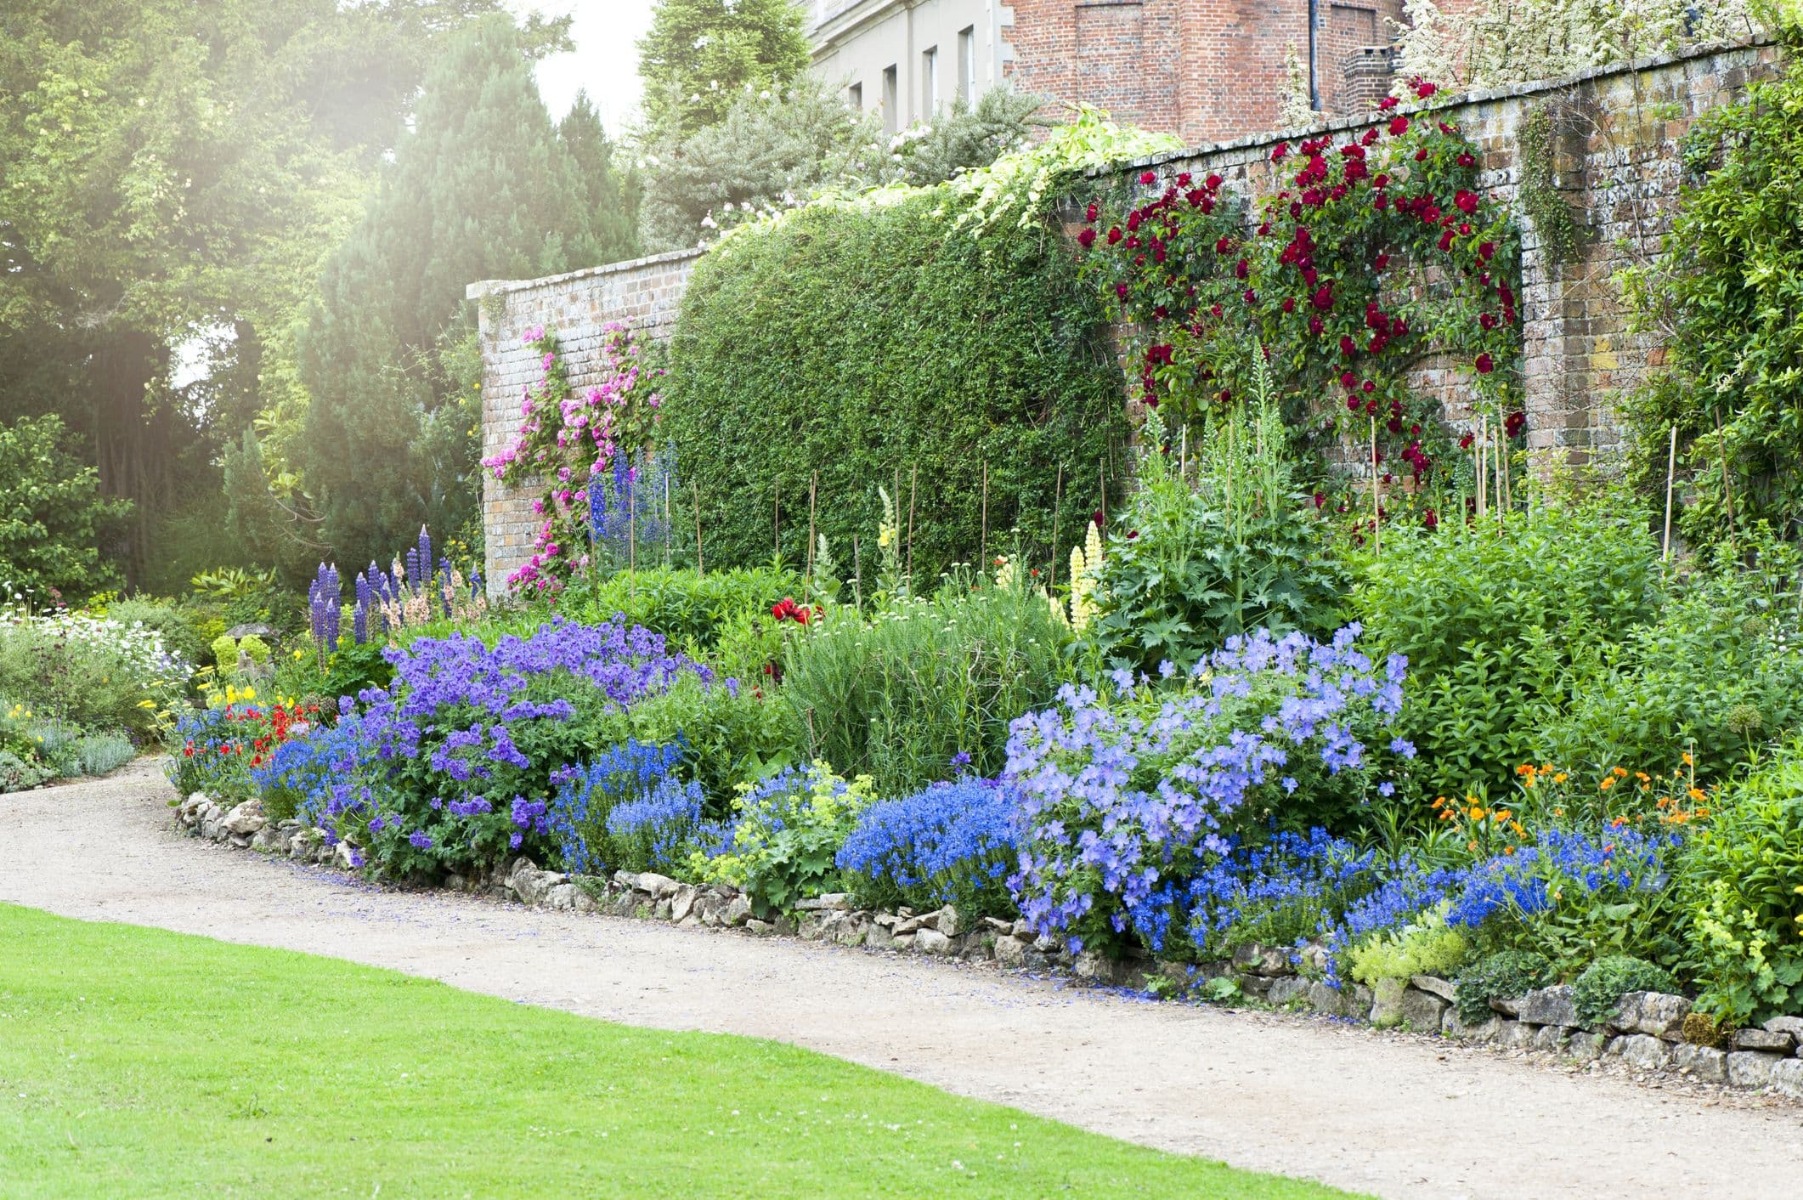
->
[[0, 903, 1357, 1199]]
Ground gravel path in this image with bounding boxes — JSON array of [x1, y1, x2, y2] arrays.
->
[[4, 761, 1801, 1199]]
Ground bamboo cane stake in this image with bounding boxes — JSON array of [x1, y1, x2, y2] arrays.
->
[[1370, 416, 1381, 559], [1050, 463, 1063, 591], [692, 480, 704, 576], [773, 480, 780, 561], [980, 460, 989, 568], [807, 471, 818, 581], [907, 464, 918, 586], [1663, 424, 1678, 562]]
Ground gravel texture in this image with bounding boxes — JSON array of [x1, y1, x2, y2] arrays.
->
[[5, 760, 1802, 1200]]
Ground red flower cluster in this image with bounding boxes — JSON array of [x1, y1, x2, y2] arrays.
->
[[770, 597, 819, 625]]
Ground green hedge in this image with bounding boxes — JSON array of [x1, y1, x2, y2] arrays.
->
[[663, 192, 1129, 583]]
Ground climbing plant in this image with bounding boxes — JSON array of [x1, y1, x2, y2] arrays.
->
[[1619, 22, 1803, 548], [1078, 79, 1525, 497]]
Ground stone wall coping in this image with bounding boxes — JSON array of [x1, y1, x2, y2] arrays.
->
[[466, 246, 708, 301], [1091, 35, 1780, 175]]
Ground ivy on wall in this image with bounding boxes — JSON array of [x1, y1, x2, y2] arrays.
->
[[663, 190, 1131, 581]]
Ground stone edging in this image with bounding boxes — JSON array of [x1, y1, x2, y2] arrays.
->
[[173, 793, 1803, 1103]]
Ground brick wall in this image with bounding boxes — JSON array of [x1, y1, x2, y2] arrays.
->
[[475, 42, 1781, 587], [1007, 0, 1406, 143], [466, 249, 701, 595], [1093, 37, 1781, 468]]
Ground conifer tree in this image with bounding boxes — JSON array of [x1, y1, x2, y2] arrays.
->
[[560, 92, 643, 264], [296, 12, 612, 569]]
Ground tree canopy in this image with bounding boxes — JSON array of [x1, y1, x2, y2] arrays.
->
[[638, 0, 812, 141]]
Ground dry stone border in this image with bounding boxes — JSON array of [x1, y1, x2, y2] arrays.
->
[[175, 790, 1803, 1105]]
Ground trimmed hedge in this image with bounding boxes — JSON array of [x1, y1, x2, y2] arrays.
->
[[663, 193, 1129, 583]]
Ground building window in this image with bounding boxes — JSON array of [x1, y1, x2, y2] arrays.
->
[[882, 64, 898, 133], [958, 27, 976, 106], [922, 46, 938, 117], [848, 81, 862, 111]]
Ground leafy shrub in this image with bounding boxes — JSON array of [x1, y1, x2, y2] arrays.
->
[[781, 571, 1072, 795], [0, 414, 132, 603], [699, 762, 876, 915], [1543, 546, 1803, 782], [1006, 624, 1413, 956], [1454, 949, 1555, 1025], [543, 740, 695, 875], [254, 619, 705, 879], [0, 607, 190, 736], [0, 749, 51, 792], [837, 778, 1017, 918], [597, 672, 804, 810], [665, 187, 1129, 581], [1356, 494, 1658, 798], [1347, 908, 1471, 986], [1679, 740, 1803, 1023], [1088, 403, 1344, 675], [558, 566, 805, 656], [1572, 955, 1681, 1028]]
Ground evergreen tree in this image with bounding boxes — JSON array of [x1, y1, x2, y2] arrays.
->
[[560, 92, 643, 264], [295, 13, 605, 570], [638, 0, 811, 140]]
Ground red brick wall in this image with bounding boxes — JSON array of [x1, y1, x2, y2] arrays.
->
[[1008, 0, 1406, 142]]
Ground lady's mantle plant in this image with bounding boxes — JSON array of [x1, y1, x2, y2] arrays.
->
[[1080, 79, 1524, 483], [481, 324, 663, 593], [1004, 624, 1413, 956]]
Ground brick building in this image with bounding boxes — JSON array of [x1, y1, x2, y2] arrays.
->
[[809, 0, 1409, 146]]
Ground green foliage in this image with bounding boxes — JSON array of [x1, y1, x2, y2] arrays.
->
[[780, 572, 1073, 795], [0, 749, 51, 792], [637, 0, 811, 140], [1454, 949, 1555, 1024], [0, 609, 186, 737], [638, 75, 887, 252], [1088, 401, 1345, 675], [1543, 540, 1803, 781], [558, 91, 641, 263], [556, 565, 806, 657], [666, 189, 1129, 584], [1518, 103, 1582, 267], [0, 414, 131, 603], [599, 673, 804, 811], [296, 13, 627, 570], [1620, 29, 1803, 549], [888, 88, 1049, 188], [1679, 739, 1803, 1023], [1348, 908, 1471, 985], [1571, 955, 1681, 1028], [1356, 493, 1659, 798], [699, 761, 876, 915]]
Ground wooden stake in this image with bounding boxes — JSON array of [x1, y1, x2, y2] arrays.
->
[[664, 471, 672, 567], [1662, 424, 1678, 562], [1714, 407, 1736, 532], [773, 480, 781, 560], [1476, 415, 1487, 519], [1370, 416, 1381, 559], [692, 480, 704, 576], [1050, 463, 1063, 590], [907, 464, 918, 585], [980, 461, 989, 568], [852, 535, 862, 610], [629, 471, 637, 573], [807, 471, 818, 580], [1099, 460, 1107, 530]]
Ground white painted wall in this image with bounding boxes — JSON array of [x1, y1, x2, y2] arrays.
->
[[808, 0, 1011, 133]]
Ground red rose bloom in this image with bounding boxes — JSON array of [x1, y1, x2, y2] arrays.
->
[[1454, 190, 1479, 215], [1085, 202, 1099, 223], [1311, 283, 1334, 310], [1340, 335, 1357, 356], [1140, 170, 1157, 185], [1388, 115, 1409, 136], [1475, 353, 1495, 374], [1205, 173, 1223, 189], [1078, 227, 1096, 248], [1478, 241, 1496, 260], [1281, 296, 1296, 313], [1107, 227, 1122, 245]]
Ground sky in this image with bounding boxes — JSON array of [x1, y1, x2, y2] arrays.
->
[[513, 0, 658, 131]]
